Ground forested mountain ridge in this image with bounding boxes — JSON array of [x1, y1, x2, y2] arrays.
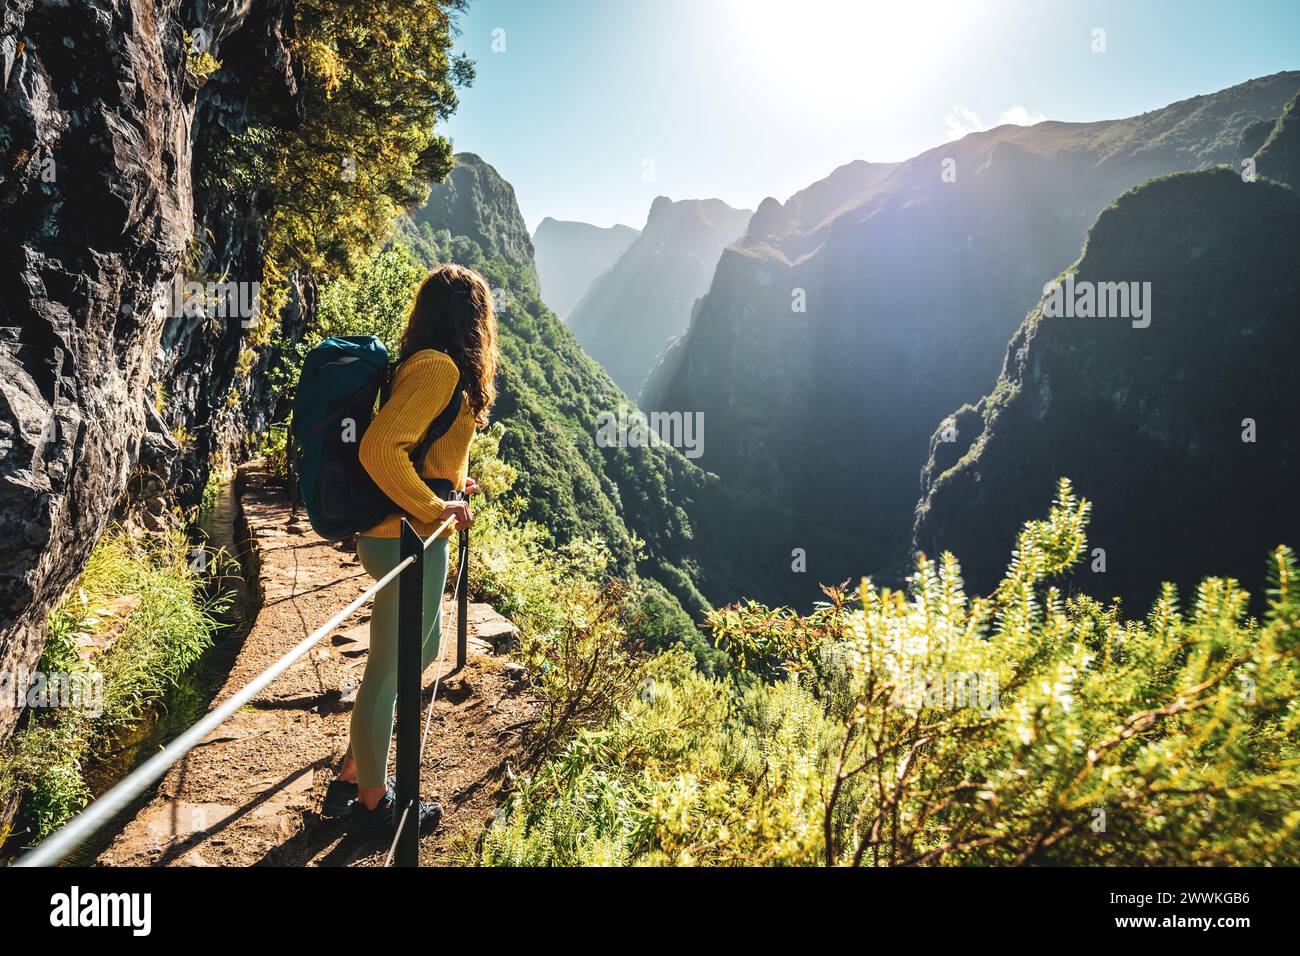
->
[[406, 151, 536, 268], [1254, 91, 1300, 190], [643, 71, 1300, 599], [566, 196, 751, 399], [533, 218, 640, 320], [395, 155, 813, 647], [913, 94, 1300, 609]]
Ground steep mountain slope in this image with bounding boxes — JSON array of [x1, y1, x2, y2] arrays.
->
[[1254, 93, 1300, 190], [533, 217, 640, 319], [396, 155, 807, 625], [643, 72, 1300, 592], [407, 152, 536, 267], [745, 158, 900, 251], [567, 197, 751, 399], [913, 99, 1300, 609]]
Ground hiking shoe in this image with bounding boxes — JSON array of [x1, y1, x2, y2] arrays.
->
[[322, 776, 394, 818], [322, 779, 358, 818], [349, 785, 443, 839]]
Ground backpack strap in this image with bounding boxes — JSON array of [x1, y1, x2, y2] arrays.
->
[[410, 372, 463, 468]]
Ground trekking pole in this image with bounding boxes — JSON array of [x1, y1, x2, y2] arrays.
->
[[457, 526, 469, 670], [395, 518, 423, 867]]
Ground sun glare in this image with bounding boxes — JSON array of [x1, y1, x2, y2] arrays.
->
[[721, 0, 975, 125]]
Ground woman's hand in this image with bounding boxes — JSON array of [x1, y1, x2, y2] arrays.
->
[[438, 500, 473, 532], [463, 476, 480, 496]]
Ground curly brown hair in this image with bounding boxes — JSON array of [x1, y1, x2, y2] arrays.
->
[[398, 263, 498, 427]]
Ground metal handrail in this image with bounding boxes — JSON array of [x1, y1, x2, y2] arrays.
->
[[14, 513, 467, 868]]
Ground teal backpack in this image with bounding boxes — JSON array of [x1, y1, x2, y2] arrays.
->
[[291, 336, 462, 540]]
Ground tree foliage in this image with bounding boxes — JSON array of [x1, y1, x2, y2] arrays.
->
[[257, 1, 471, 307]]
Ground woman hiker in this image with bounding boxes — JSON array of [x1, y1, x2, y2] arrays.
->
[[322, 263, 498, 837]]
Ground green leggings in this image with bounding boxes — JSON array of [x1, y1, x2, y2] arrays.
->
[[351, 534, 450, 788]]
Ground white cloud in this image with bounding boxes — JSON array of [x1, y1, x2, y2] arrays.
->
[[944, 105, 1048, 141], [996, 105, 1048, 128]]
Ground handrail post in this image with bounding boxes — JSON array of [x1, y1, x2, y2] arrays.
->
[[457, 527, 469, 669], [395, 518, 422, 867]]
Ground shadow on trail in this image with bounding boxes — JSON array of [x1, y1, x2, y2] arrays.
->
[[151, 763, 318, 866]]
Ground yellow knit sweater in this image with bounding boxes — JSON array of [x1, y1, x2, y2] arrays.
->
[[358, 349, 475, 539]]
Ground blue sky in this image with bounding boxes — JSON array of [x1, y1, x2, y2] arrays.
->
[[441, 0, 1300, 232]]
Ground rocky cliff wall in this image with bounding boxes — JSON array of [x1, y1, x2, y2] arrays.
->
[[0, 0, 306, 740]]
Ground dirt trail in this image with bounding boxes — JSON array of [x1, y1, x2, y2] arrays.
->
[[99, 462, 537, 867]]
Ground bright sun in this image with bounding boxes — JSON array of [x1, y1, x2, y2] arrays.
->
[[720, 0, 975, 125]]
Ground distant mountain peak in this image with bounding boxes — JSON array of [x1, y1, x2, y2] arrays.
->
[[566, 195, 752, 399], [744, 158, 901, 245], [532, 217, 642, 319], [640, 195, 751, 243], [645, 70, 1300, 598], [407, 152, 535, 268]]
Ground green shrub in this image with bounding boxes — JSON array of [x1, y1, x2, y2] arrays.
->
[[257, 424, 291, 481], [480, 479, 1300, 866], [466, 426, 653, 762]]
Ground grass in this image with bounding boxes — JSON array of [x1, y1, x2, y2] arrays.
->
[[0, 527, 231, 842]]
